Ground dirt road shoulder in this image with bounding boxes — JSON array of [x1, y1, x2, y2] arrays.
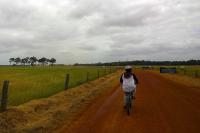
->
[[0, 72, 121, 133]]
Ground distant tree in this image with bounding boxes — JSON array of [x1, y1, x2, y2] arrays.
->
[[25, 57, 30, 65], [74, 63, 79, 66], [21, 58, 30, 66], [9, 56, 57, 66], [38, 58, 43, 65], [46, 58, 50, 65], [29, 56, 37, 66], [77, 59, 200, 66], [49, 58, 56, 66], [9, 58, 15, 65], [14, 57, 21, 65], [38, 57, 47, 66], [21, 58, 26, 66]]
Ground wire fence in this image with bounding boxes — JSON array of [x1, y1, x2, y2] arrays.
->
[[176, 68, 200, 78], [0, 66, 118, 108], [143, 66, 200, 78]]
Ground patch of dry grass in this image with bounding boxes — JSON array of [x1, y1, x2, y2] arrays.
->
[[152, 70, 200, 89], [0, 71, 120, 133]]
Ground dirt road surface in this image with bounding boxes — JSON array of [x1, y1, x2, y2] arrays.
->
[[58, 70, 200, 133]]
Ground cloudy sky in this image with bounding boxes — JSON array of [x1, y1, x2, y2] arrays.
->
[[0, 0, 200, 64]]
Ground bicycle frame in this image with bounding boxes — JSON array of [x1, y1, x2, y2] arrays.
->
[[125, 92, 132, 115]]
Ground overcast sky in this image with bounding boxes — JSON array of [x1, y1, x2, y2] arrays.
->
[[0, 0, 200, 64]]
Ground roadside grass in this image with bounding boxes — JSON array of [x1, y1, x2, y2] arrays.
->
[[0, 66, 116, 106], [147, 65, 200, 78], [0, 70, 120, 133], [144, 65, 200, 88], [175, 66, 200, 77]]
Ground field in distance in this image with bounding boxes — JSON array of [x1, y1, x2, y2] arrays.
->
[[148, 65, 200, 77], [0, 66, 115, 106]]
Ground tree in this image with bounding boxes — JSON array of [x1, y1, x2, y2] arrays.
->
[[21, 58, 26, 66], [38, 57, 47, 66], [29, 56, 37, 66], [21, 58, 30, 66], [49, 58, 56, 66], [14, 57, 21, 65], [9, 58, 15, 65], [9, 56, 57, 66], [46, 58, 50, 65], [25, 57, 30, 65], [38, 58, 43, 65], [74, 63, 79, 66]]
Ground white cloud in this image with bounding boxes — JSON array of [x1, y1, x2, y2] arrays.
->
[[0, 0, 200, 64]]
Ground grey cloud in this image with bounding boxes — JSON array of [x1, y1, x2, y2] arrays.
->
[[67, 0, 160, 27], [110, 33, 144, 48], [0, 49, 10, 54], [107, 43, 200, 61], [0, 1, 35, 29], [78, 45, 97, 51], [67, 0, 101, 19], [102, 3, 159, 27], [0, 0, 200, 64]]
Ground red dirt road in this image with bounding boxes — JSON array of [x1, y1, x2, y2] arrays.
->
[[59, 70, 200, 133]]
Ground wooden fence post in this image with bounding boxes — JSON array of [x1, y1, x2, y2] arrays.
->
[[1, 80, 9, 112], [195, 71, 199, 78], [87, 72, 89, 81], [64, 74, 70, 90], [98, 71, 100, 79]]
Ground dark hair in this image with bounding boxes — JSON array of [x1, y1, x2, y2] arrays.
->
[[125, 69, 132, 73], [124, 69, 132, 79]]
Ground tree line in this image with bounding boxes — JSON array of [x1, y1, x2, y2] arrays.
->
[[9, 57, 56, 66], [75, 59, 200, 66]]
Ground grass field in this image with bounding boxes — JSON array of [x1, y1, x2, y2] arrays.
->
[[148, 66, 200, 78], [0, 66, 116, 106], [176, 66, 200, 77]]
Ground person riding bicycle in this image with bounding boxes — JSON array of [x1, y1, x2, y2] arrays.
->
[[120, 65, 138, 108]]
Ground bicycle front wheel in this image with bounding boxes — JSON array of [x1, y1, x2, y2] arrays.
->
[[127, 98, 132, 115]]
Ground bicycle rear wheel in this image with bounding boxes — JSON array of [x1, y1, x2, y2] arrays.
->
[[127, 96, 132, 115]]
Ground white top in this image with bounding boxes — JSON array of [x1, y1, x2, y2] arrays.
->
[[122, 74, 136, 92]]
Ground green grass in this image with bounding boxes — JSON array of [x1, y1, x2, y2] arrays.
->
[[175, 66, 200, 77], [0, 66, 116, 106]]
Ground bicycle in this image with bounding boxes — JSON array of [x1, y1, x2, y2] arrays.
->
[[125, 92, 133, 115]]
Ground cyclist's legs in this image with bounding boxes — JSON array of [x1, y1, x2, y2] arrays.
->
[[124, 92, 131, 107], [123, 88, 136, 107], [124, 92, 128, 106]]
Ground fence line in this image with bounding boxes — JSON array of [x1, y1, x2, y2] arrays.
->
[[177, 68, 200, 78], [1, 80, 9, 112], [156, 67, 200, 78], [64, 74, 70, 90], [0, 67, 118, 108], [86, 72, 89, 81]]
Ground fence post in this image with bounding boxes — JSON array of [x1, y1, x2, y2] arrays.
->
[[87, 72, 89, 81], [1, 80, 9, 112], [104, 69, 106, 75], [195, 70, 199, 78], [98, 71, 100, 79], [64, 74, 70, 90], [184, 69, 186, 75]]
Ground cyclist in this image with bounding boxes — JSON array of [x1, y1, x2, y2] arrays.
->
[[120, 65, 138, 108]]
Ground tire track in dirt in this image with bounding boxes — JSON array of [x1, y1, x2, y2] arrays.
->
[[58, 70, 200, 133]]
